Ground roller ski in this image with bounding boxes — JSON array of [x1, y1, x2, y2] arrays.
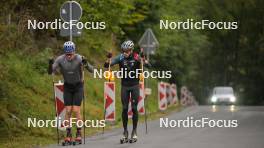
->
[[62, 138, 73, 146], [72, 129, 82, 146], [120, 130, 129, 144], [62, 134, 73, 146], [129, 130, 137, 143]]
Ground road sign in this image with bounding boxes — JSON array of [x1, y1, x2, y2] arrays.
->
[[138, 28, 159, 54], [60, 1, 82, 39], [60, 1, 82, 22]]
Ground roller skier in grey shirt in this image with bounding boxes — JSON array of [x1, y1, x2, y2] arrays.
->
[[48, 41, 93, 143]]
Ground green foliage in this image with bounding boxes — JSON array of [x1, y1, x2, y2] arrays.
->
[[194, 0, 264, 104]]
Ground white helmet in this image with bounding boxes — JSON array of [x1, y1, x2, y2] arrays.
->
[[121, 40, 134, 51]]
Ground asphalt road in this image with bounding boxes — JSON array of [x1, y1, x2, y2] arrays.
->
[[48, 105, 264, 148]]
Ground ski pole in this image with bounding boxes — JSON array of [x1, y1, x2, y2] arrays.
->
[[144, 95, 148, 134], [140, 48, 148, 134], [103, 52, 112, 134], [82, 65, 86, 144], [52, 73, 60, 145], [103, 33, 114, 134]]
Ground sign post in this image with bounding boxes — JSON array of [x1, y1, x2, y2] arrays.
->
[[138, 28, 159, 61], [60, 1, 82, 40]]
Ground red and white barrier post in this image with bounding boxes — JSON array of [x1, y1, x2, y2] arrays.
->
[[54, 82, 66, 130], [158, 82, 167, 110], [138, 82, 145, 115], [171, 84, 178, 105], [104, 82, 115, 121], [187, 91, 192, 105], [180, 86, 188, 106], [165, 83, 172, 105]]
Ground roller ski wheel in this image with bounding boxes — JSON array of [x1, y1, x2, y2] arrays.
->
[[62, 141, 72, 146], [129, 130, 137, 143], [72, 137, 82, 145], [62, 137, 73, 146], [120, 130, 129, 144], [72, 130, 82, 146], [62, 131, 73, 146], [129, 138, 137, 143], [120, 138, 128, 144]]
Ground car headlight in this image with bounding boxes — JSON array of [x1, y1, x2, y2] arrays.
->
[[211, 96, 217, 103], [230, 96, 236, 102]]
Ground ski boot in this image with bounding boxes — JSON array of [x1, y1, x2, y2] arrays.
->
[[120, 130, 129, 144], [62, 130, 73, 146], [73, 129, 82, 145], [129, 129, 137, 143]]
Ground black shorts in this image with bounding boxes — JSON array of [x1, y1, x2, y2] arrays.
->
[[63, 82, 84, 106]]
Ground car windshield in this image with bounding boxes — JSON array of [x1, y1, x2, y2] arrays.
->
[[214, 87, 234, 95]]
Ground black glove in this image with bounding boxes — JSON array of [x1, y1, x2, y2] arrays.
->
[[82, 57, 87, 65], [104, 62, 110, 68], [49, 58, 54, 65], [139, 51, 145, 58], [48, 58, 54, 75], [106, 52, 112, 58]]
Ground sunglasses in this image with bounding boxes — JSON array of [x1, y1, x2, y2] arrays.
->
[[65, 53, 74, 56], [123, 50, 132, 54]]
